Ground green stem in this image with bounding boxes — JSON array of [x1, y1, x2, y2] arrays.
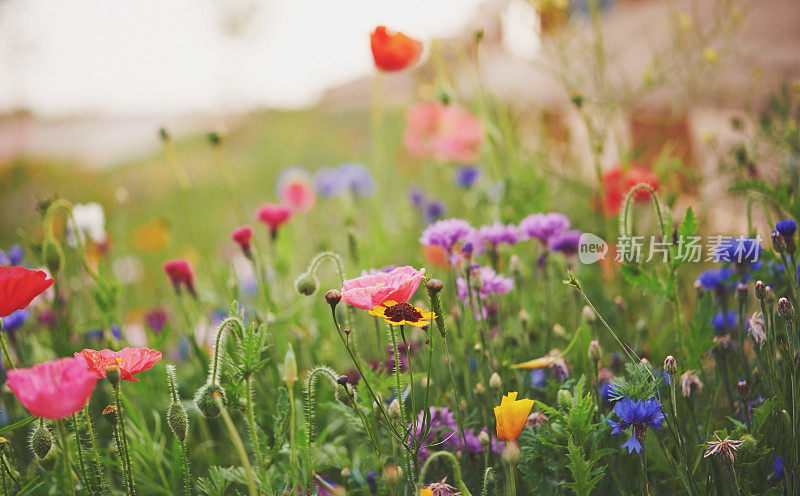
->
[[245, 375, 264, 472], [57, 419, 75, 496], [71, 414, 91, 494], [0, 320, 14, 369], [0, 452, 20, 490], [84, 406, 108, 496], [389, 324, 415, 492], [180, 441, 191, 496], [213, 395, 258, 496], [640, 449, 650, 496], [114, 387, 136, 495], [287, 383, 297, 482]]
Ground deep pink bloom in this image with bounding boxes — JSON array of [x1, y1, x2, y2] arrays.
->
[[403, 101, 484, 163], [232, 225, 254, 256], [278, 169, 317, 213], [341, 266, 425, 310], [0, 266, 54, 318], [256, 203, 293, 239], [162, 259, 196, 295], [7, 355, 98, 419], [77, 347, 162, 382]]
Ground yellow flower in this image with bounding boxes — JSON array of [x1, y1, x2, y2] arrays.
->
[[420, 489, 433, 496], [494, 392, 534, 442], [369, 300, 435, 328]]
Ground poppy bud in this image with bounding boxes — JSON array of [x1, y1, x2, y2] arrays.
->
[[778, 297, 793, 321], [295, 272, 319, 296], [588, 340, 602, 362], [502, 440, 521, 465], [772, 230, 785, 253], [614, 295, 625, 312], [42, 238, 64, 275], [755, 280, 766, 300], [29, 422, 53, 459], [474, 382, 486, 395], [106, 365, 121, 387], [489, 372, 502, 390], [325, 289, 342, 307], [102, 404, 118, 426], [664, 355, 677, 376], [337, 375, 349, 386], [519, 309, 530, 325], [194, 383, 226, 419], [282, 344, 298, 384], [168, 401, 189, 442], [426, 279, 443, 294]]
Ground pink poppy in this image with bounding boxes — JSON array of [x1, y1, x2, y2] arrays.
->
[[341, 266, 425, 310], [402, 101, 484, 163], [278, 168, 316, 213], [256, 203, 293, 239], [7, 355, 98, 419], [77, 347, 162, 383], [231, 225, 254, 256]]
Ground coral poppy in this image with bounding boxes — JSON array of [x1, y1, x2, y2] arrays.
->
[[256, 203, 293, 239], [370, 26, 423, 72], [77, 347, 162, 382], [494, 392, 534, 442], [231, 225, 254, 256], [341, 265, 425, 310], [0, 266, 54, 318], [163, 259, 196, 295], [369, 300, 435, 328], [599, 166, 660, 217], [403, 102, 484, 163], [6, 355, 98, 419]]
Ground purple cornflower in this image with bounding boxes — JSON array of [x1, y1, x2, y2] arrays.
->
[[144, 308, 169, 334], [457, 266, 513, 300], [1, 309, 29, 332], [110, 324, 122, 340], [420, 218, 475, 252], [548, 229, 582, 255], [423, 200, 447, 223], [470, 222, 519, 254], [454, 165, 481, 188], [713, 237, 762, 264], [407, 407, 459, 458], [608, 397, 665, 453], [409, 186, 425, 208], [339, 162, 376, 197], [518, 212, 570, 243], [314, 167, 341, 197], [696, 268, 735, 293], [775, 219, 797, 238], [711, 310, 737, 335], [0, 245, 24, 266]]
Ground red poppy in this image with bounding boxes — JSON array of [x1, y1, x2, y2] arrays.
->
[[231, 225, 254, 256], [0, 266, 54, 318], [162, 259, 196, 295], [370, 26, 423, 72], [256, 203, 292, 239], [598, 165, 660, 217], [77, 347, 162, 382]]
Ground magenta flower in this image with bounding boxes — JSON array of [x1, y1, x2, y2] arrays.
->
[[470, 221, 519, 254], [341, 266, 425, 310], [7, 355, 98, 419], [256, 203, 292, 239], [419, 218, 475, 253], [518, 213, 570, 244], [457, 265, 513, 300]]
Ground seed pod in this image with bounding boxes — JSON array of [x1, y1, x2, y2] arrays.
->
[[168, 401, 189, 442]]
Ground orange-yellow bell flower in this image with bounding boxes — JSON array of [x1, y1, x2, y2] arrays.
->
[[420, 489, 433, 496], [494, 392, 534, 442], [510, 355, 557, 370]]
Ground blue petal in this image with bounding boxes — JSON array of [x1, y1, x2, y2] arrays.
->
[[621, 436, 643, 454]]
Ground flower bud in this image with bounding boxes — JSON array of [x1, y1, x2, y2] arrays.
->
[[680, 370, 703, 398], [479, 430, 490, 448], [557, 388, 572, 409], [664, 355, 677, 376], [102, 404, 118, 426], [194, 383, 226, 418], [736, 282, 748, 303], [294, 272, 319, 296], [737, 379, 749, 396], [168, 401, 189, 442], [778, 297, 793, 321], [337, 375, 349, 386], [755, 280, 766, 300], [340, 467, 351, 479], [766, 285, 775, 304], [388, 399, 401, 420], [502, 440, 521, 465], [582, 305, 596, 323], [489, 372, 502, 390], [42, 238, 64, 275], [105, 365, 121, 387], [425, 279, 443, 294], [325, 289, 342, 307], [474, 382, 486, 395], [553, 323, 566, 338], [588, 340, 602, 362], [282, 344, 298, 384], [772, 230, 785, 253], [29, 422, 53, 459], [518, 309, 530, 325], [614, 295, 625, 312]]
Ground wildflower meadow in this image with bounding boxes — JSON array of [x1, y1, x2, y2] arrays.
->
[[1, 3, 799, 495]]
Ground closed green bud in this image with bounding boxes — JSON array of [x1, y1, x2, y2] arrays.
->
[[168, 401, 189, 442], [664, 355, 677, 376], [282, 343, 298, 384], [588, 340, 602, 362], [29, 422, 53, 459], [194, 383, 226, 419], [557, 389, 572, 409], [105, 365, 121, 387], [295, 272, 319, 296], [42, 238, 64, 274]]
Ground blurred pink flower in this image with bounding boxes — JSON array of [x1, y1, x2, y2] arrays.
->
[[278, 168, 317, 213], [403, 102, 484, 163], [341, 266, 425, 310], [7, 355, 98, 419], [256, 203, 293, 239]]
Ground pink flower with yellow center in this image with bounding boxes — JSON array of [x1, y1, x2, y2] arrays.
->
[[77, 347, 162, 383], [341, 265, 425, 310]]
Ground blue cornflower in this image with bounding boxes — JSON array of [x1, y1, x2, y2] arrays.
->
[[454, 165, 481, 188], [1, 309, 29, 332], [599, 382, 619, 404], [711, 310, 738, 335], [1, 245, 24, 266], [696, 268, 735, 292], [339, 162, 375, 197], [529, 369, 546, 389], [409, 187, 425, 208], [607, 397, 665, 453], [110, 324, 122, 340], [423, 200, 447, 223], [775, 219, 797, 238], [773, 456, 785, 480], [314, 167, 342, 197], [713, 237, 762, 264]]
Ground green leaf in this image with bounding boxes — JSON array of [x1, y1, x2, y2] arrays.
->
[[677, 207, 698, 240], [686, 292, 715, 369], [753, 397, 779, 433], [620, 264, 665, 297], [562, 436, 603, 496], [0, 415, 35, 435]]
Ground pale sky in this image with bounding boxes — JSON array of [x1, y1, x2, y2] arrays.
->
[[0, 0, 489, 117]]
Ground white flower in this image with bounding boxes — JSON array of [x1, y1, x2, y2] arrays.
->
[[68, 202, 107, 246]]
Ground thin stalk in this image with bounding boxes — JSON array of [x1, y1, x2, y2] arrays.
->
[[245, 375, 264, 471], [389, 324, 415, 492], [71, 414, 91, 494], [506, 463, 516, 496], [0, 320, 14, 369], [640, 449, 650, 496], [84, 405, 108, 496], [179, 441, 191, 496], [0, 452, 20, 490], [114, 387, 136, 495], [213, 394, 258, 496], [287, 383, 297, 481], [57, 419, 75, 496]]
